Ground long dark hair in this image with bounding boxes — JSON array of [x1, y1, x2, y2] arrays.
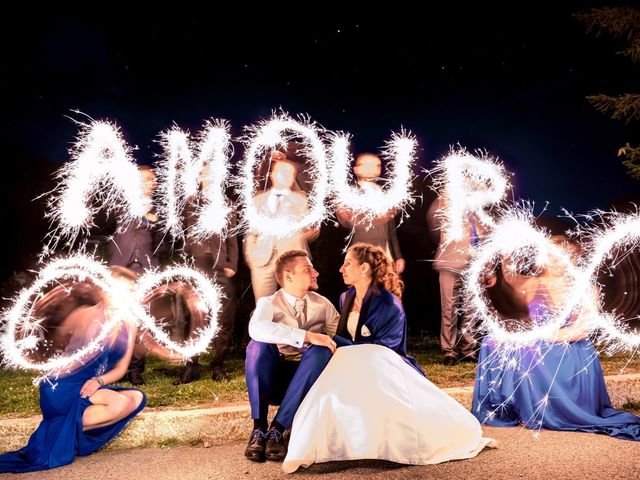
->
[[485, 263, 530, 322]]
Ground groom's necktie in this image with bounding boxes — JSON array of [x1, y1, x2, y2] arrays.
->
[[294, 298, 306, 326]]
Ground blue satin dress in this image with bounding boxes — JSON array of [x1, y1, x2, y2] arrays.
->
[[0, 326, 147, 472], [472, 304, 640, 440]]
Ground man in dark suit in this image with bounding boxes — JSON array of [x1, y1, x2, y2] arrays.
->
[[183, 203, 239, 383], [108, 165, 162, 273], [336, 153, 405, 273], [107, 164, 164, 385]]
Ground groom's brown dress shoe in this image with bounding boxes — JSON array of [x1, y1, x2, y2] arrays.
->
[[244, 429, 266, 462], [265, 428, 287, 461]]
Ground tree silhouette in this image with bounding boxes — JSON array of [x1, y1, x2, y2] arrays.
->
[[576, 6, 640, 180]]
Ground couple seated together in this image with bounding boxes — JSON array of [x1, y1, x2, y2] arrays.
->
[[243, 243, 494, 473]]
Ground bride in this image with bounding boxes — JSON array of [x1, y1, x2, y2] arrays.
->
[[283, 243, 494, 473]]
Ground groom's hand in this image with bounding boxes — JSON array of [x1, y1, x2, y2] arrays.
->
[[304, 332, 337, 354]]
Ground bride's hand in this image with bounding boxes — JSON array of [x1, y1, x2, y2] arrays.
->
[[304, 332, 337, 354]]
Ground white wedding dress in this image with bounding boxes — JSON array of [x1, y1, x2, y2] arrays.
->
[[283, 344, 495, 473]]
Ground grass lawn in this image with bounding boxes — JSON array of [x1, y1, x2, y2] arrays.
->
[[1, 338, 638, 418]]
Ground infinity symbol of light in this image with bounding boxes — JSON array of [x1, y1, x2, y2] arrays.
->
[[0, 256, 221, 377], [465, 211, 640, 350]]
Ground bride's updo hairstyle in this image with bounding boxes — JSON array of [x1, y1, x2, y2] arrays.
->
[[347, 243, 404, 300]]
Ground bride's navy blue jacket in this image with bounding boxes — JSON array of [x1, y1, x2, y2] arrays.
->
[[336, 286, 424, 376]]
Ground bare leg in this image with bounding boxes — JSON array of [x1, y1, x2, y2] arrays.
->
[[82, 389, 144, 431]]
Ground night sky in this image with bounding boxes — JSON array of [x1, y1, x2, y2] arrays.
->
[[2, 4, 639, 307]]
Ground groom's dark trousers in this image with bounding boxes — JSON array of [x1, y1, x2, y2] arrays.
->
[[245, 340, 332, 428]]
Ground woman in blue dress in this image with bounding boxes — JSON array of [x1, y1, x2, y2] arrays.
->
[[0, 267, 147, 472], [472, 244, 640, 441]]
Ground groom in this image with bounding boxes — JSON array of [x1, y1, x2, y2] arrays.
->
[[244, 249, 340, 462]]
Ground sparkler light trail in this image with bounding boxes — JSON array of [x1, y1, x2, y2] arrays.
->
[[156, 120, 233, 241], [430, 147, 509, 242], [329, 131, 416, 223], [573, 211, 640, 353], [468, 209, 639, 435], [134, 265, 222, 359], [44, 120, 147, 253], [464, 209, 640, 350], [20, 113, 639, 398], [238, 113, 329, 237], [0, 257, 127, 378], [0, 256, 222, 380]]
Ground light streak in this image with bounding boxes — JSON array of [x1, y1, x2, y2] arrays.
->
[[329, 131, 416, 222], [1, 257, 125, 378], [156, 120, 232, 241], [431, 147, 509, 241], [44, 120, 147, 252], [238, 112, 328, 237], [134, 265, 222, 359], [0, 256, 222, 379], [465, 209, 640, 350]]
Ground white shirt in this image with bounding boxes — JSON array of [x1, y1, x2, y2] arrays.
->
[[267, 188, 291, 215], [281, 289, 308, 310], [248, 289, 340, 358]]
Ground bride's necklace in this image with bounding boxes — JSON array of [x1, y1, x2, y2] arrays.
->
[[354, 295, 363, 308]]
